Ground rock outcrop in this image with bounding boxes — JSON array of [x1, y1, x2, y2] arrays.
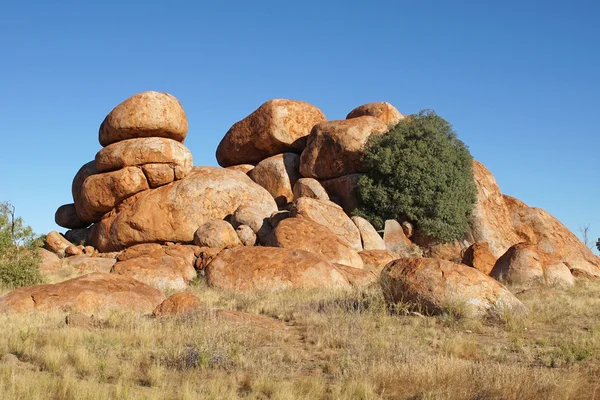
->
[[346, 102, 404, 128], [248, 153, 301, 207]]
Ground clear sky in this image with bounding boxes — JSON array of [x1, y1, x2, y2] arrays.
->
[[0, 1, 598, 252]]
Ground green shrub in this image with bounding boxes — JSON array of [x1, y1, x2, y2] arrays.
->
[[354, 110, 477, 243], [597, 238, 600, 252]]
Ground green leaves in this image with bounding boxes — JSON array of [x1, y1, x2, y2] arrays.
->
[[354, 110, 477, 243]]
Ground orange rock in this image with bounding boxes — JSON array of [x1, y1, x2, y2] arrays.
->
[[153, 292, 202, 317], [193, 219, 242, 249], [38, 248, 61, 273], [95, 137, 192, 179], [292, 178, 329, 202], [381, 258, 527, 317], [235, 225, 256, 246], [55, 204, 89, 229], [358, 250, 400, 274], [231, 205, 274, 244], [248, 153, 301, 207], [299, 116, 388, 180], [291, 197, 362, 251], [226, 164, 255, 174], [45, 231, 73, 258], [99, 91, 188, 147], [0, 273, 165, 314], [424, 240, 470, 262], [72, 161, 103, 224], [194, 247, 223, 270], [64, 245, 82, 257], [141, 164, 176, 188], [90, 167, 278, 252], [352, 216, 386, 251], [334, 264, 377, 288], [462, 242, 497, 275], [346, 102, 404, 128], [205, 247, 351, 292], [216, 99, 326, 167], [62, 255, 116, 274], [265, 218, 364, 269], [320, 174, 361, 214], [383, 220, 411, 254]]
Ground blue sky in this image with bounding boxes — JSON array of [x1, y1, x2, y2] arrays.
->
[[0, 1, 598, 252]]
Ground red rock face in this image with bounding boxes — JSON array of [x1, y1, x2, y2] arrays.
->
[[0, 273, 165, 314], [381, 258, 527, 317], [216, 99, 326, 167], [248, 153, 301, 207], [193, 219, 242, 249], [99, 91, 188, 147], [265, 218, 364, 269], [346, 102, 405, 128], [300, 116, 388, 180], [320, 174, 361, 214], [333, 264, 377, 288], [205, 247, 351, 292], [462, 242, 497, 275], [153, 292, 202, 317], [358, 250, 400, 275]]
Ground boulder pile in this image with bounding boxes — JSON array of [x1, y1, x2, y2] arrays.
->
[[1, 93, 598, 316]]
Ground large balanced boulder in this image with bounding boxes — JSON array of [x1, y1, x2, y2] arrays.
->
[[216, 99, 326, 167], [0, 273, 165, 314], [95, 137, 193, 180], [381, 258, 527, 317], [265, 218, 364, 269], [55, 203, 89, 230], [90, 167, 278, 252], [205, 247, 351, 292], [290, 197, 362, 251], [346, 102, 404, 128], [299, 116, 388, 180], [99, 91, 188, 147], [248, 153, 301, 207]]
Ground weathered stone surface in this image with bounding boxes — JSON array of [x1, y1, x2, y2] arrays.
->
[[381, 258, 527, 317], [300, 116, 388, 180], [95, 137, 193, 180], [205, 247, 351, 292], [99, 91, 188, 147], [90, 167, 277, 252], [153, 292, 202, 316], [334, 264, 377, 288], [346, 102, 404, 128], [504, 195, 600, 277], [425, 240, 469, 262], [269, 210, 290, 228], [544, 263, 575, 287], [216, 99, 326, 167], [65, 245, 83, 257], [55, 204, 89, 229], [112, 244, 197, 291], [291, 197, 362, 251], [384, 220, 411, 254], [0, 273, 165, 314], [292, 178, 329, 202], [352, 216, 386, 251], [226, 164, 255, 174], [462, 242, 497, 275], [38, 249, 61, 273], [359, 250, 400, 274], [142, 163, 176, 188], [194, 247, 223, 270], [62, 255, 116, 274], [231, 205, 273, 243], [45, 231, 73, 258], [72, 161, 103, 223], [80, 166, 149, 215], [193, 219, 242, 249], [265, 218, 364, 269], [248, 153, 301, 207], [64, 228, 90, 246], [236, 225, 256, 246], [470, 161, 520, 257], [320, 174, 361, 214]]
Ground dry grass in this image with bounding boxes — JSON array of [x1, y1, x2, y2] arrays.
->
[[1, 277, 600, 399]]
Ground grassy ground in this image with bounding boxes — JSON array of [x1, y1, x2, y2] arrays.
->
[[1, 276, 600, 399]]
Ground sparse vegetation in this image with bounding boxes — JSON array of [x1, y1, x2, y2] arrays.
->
[[1, 279, 600, 399], [354, 110, 478, 243], [0, 202, 43, 288]]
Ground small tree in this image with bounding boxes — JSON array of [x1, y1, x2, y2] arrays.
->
[[354, 110, 477, 243], [579, 224, 593, 250], [0, 201, 43, 288]]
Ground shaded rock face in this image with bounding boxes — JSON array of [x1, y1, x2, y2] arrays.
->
[[99, 91, 188, 147], [292, 178, 329, 202], [248, 153, 301, 207], [358, 250, 400, 275], [112, 244, 197, 291], [265, 218, 364, 269], [216, 99, 326, 167], [193, 219, 242, 249], [381, 258, 527, 318], [231, 205, 273, 244], [236, 225, 256, 246], [299, 116, 388, 180], [72, 161, 103, 223], [352, 216, 386, 251], [0, 273, 165, 314], [346, 102, 404, 128], [320, 174, 361, 214], [205, 247, 351, 292], [90, 167, 278, 252], [55, 204, 89, 230], [153, 292, 202, 317], [95, 137, 193, 180], [290, 197, 362, 251], [462, 242, 497, 275]]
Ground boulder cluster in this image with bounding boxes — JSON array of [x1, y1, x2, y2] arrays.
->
[[2, 91, 599, 318]]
